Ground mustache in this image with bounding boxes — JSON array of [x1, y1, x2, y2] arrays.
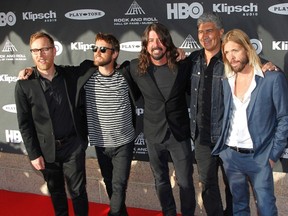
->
[[151, 47, 163, 52]]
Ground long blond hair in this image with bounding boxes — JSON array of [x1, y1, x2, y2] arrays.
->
[[222, 29, 262, 77]]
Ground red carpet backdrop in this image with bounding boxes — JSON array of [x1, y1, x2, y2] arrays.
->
[[0, 0, 288, 171]]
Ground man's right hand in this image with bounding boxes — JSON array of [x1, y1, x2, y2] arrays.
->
[[31, 156, 45, 170], [18, 68, 33, 80]]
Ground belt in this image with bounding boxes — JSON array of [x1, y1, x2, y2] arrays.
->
[[55, 133, 76, 149], [229, 146, 254, 154]]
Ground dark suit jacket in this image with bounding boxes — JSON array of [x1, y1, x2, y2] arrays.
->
[[15, 65, 88, 163], [129, 58, 192, 143]]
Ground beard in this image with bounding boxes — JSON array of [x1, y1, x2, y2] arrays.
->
[[35, 59, 54, 71], [94, 56, 112, 66], [149, 47, 166, 61], [230, 56, 249, 72], [150, 53, 165, 61]]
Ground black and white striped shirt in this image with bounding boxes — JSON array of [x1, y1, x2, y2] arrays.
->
[[84, 70, 135, 147]]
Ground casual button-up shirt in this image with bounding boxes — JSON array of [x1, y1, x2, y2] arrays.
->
[[226, 67, 264, 149]]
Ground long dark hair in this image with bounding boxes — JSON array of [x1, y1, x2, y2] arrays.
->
[[138, 23, 178, 74]]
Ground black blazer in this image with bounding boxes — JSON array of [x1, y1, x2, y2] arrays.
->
[[129, 58, 192, 143], [14, 65, 88, 163]]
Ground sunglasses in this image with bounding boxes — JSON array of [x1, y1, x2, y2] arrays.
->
[[91, 45, 114, 53]]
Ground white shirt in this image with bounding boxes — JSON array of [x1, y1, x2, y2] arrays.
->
[[225, 67, 264, 149]]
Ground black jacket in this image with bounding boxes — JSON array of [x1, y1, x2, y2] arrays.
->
[[129, 58, 192, 143], [15, 65, 89, 162]]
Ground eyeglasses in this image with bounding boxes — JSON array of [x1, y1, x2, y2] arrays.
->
[[30, 46, 54, 54], [91, 45, 114, 53]]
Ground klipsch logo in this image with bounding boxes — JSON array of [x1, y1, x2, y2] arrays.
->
[[0, 74, 18, 83], [268, 3, 288, 15], [213, 3, 258, 16], [135, 107, 144, 116], [22, 10, 57, 22], [65, 9, 105, 20], [71, 42, 94, 52], [272, 41, 288, 50]]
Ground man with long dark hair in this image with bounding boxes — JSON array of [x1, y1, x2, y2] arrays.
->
[[129, 23, 196, 216]]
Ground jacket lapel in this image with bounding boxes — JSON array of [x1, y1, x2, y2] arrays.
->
[[247, 75, 262, 120]]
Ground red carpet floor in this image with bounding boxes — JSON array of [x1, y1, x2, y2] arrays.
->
[[0, 190, 173, 216]]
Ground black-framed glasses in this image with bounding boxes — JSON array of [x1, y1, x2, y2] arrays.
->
[[91, 45, 114, 53], [30, 46, 54, 55]]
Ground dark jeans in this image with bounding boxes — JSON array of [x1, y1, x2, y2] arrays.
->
[[95, 141, 134, 216], [195, 141, 233, 216], [146, 130, 195, 216], [42, 137, 88, 216]]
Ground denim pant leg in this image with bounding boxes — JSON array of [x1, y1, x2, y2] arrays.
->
[[247, 158, 277, 216], [221, 148, 251, 216], [96, 141, 134, 216]]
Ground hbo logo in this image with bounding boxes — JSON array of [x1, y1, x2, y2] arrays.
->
[[167, 2, 203, 19], [0, 12, 16, 26]]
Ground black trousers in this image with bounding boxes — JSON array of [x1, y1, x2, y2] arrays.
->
[[146, 130, 196, 216], [95, 141, 134, 216], [41, 136, 88, 216]]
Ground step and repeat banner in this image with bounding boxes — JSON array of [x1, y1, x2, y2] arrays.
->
[[1, 0, 288, 171]]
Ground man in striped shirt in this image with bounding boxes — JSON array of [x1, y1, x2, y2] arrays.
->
[[76, 33, 140, 216]]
